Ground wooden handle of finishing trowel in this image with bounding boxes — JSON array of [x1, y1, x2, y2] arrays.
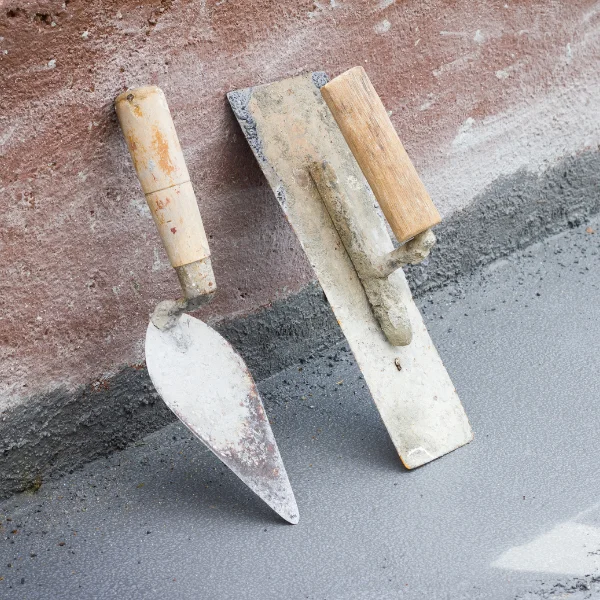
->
[[320, 66, 441, 243], [115, 86, 215, 300]]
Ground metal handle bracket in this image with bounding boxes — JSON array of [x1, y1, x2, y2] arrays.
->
[[309, 160, 435, 346]]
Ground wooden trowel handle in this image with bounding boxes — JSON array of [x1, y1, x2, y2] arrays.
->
[[320, 66, 441, 243], [115, 86, 215, 301]]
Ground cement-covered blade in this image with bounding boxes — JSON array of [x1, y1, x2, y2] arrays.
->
[[228, 73, 473, 469], [145, 314, 298, 524]]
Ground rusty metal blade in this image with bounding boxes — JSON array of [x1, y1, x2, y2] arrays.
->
[[145, 313, 299, 524]]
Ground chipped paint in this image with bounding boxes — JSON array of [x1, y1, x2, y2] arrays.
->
[[374, 19, 391, 34], [473, 29, 485, 42], [433, 52, 478, 77]]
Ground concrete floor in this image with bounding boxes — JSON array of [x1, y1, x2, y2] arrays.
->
[[1, 219, 599, 599]]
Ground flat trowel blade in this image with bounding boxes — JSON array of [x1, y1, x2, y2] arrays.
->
[[228, 73, 473, 469], [145, 313, 299, 524]]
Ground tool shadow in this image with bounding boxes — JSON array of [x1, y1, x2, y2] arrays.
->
[[259, 343, 409, 476], [132, 429, 293, 527]]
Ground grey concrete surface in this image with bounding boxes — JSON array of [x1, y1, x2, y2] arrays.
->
[[1, 219, 599, 599]]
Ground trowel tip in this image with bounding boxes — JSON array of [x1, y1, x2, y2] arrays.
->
[[278, 500, 300, 525], [284, 502, 300, 525], [262, 482, 299, 524]]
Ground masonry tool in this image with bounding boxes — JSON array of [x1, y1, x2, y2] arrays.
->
[[228, 67, 473, 469], [115, 86, 298, 523]]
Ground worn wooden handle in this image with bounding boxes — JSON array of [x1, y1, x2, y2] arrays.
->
[[321, 66, 441, 243], [115, 86, 211, 269]]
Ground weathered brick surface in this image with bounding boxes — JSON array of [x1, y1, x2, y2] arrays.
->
[[1, 0, 599, 410]]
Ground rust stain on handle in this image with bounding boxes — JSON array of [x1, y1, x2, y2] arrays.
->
[[152, 127, 177, 179], [116, 86, 215, 297]]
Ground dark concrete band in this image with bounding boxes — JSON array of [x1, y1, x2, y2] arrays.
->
[[1, 149, 599, 500]]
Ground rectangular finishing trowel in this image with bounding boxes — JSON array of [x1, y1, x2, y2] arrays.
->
[[228, 68, 473, 469], [115, 86, 298, 524]]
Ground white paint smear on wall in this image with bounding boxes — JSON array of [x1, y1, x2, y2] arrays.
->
[[421, 11, 600, 217], [374, 19, 391, 34], [422, 75, 600, 217]]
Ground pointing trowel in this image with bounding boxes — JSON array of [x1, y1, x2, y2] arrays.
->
[[115, 86, 298, 524]]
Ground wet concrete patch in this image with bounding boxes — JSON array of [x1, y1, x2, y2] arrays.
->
[[406, 149, 600, 294]]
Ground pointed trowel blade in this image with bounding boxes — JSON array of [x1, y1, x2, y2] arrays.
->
[[145, 313, 299, 524]]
